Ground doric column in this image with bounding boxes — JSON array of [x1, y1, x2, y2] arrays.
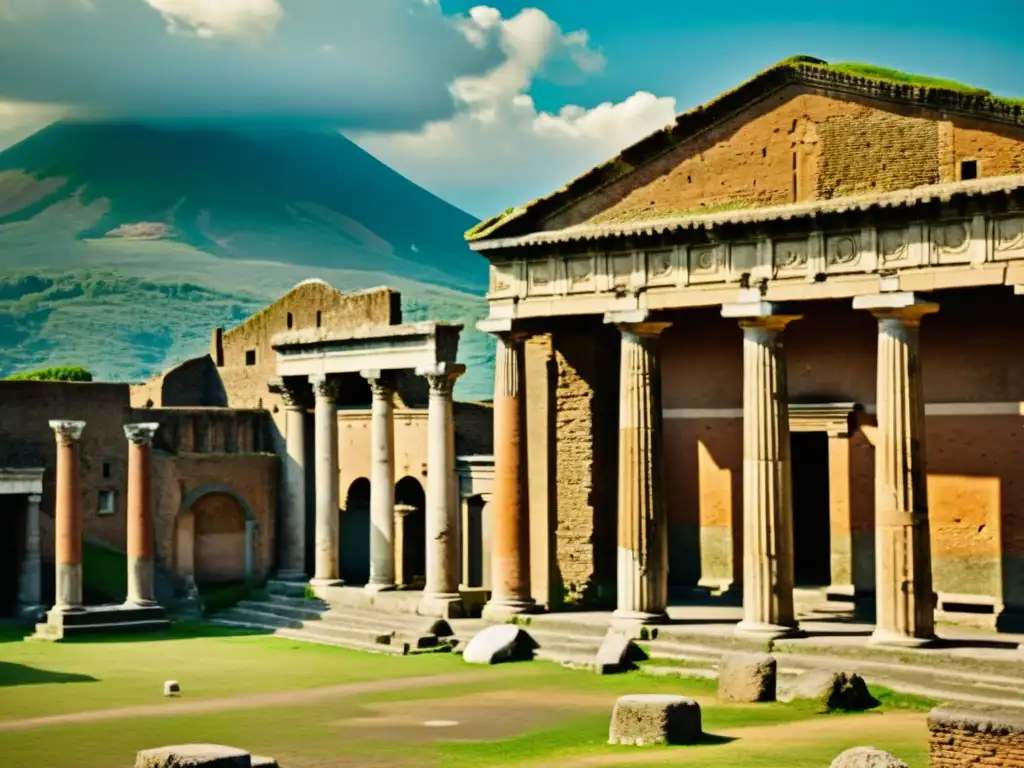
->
[[607, 312, 671, 624], [49, 420, 86, 612], [854, 292, 939, 647], [362, 369, 397, 592], [483, 331, 534, 619], [17, 493, 43, 618], [124, 422, 160, 606], [269, 378, 309, 580], [310, 374, 342, 586], [415, 362, 465, 618], [722, 300, 802, 640]]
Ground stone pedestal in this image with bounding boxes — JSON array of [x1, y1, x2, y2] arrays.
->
[[269, 378, 308, 581], [362, 370, 397, 592], [125, 423, 160, 606], [50, 420, 86, 613], [722, 300, 802, 640], [854, 292, 939, 648], [483, 332, 534, 619], [310, 375, 343, 586], [17, 493, 43, 619], [608, 315, 671, 625], [416, 363, 465, 618]]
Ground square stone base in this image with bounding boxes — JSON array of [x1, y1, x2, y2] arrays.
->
[[29, 603, 170, 641]]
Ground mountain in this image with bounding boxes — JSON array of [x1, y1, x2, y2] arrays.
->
[[0, 121, 494, 400]]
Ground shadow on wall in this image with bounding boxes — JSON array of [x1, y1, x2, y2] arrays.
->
[[340, 478, 370, 586]]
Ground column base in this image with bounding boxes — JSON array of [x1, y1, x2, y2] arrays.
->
[[417, 592, 465, 619], [868, 628, 937, 649], [611, 609, 669, 626], [51, 604, 87, 614], [275, 569, 309, 583], [364, 582, 397, 593], [309, 577, 344, 588], [482, 597, 537, 621], [734, 620, 804, 641], [124, 598, 158, 608]]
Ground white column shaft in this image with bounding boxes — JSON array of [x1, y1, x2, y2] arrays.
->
[[367, 380, 396, 589], [18, 494, 43, 615], [281, 404, 307, 577], [312, 377, 341, 584]]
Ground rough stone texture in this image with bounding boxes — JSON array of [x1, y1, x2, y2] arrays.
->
[[250, 758, 278, 768], [929, 705, 1024, 767], [716, 652, 777, 703], [785, 670, 879, 713], [830, 746, 909, 768], [462, 625, 538, 664], [608, 694, 702, 746], [135, 744, 253, 768], [595, 632, 647, 673]]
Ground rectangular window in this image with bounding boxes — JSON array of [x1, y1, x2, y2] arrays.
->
[[960, 160, 978, 180], [102, 462, 111, 479], [316, 310, 322, 328], [98, 490, 116, 516], [245, 349, 256, 366]]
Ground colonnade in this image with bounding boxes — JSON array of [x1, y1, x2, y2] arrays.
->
[[45, 420, 161, 614], [275, 364, 466, 617]]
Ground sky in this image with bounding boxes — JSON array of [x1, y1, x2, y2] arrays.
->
[[0, 0, 1022, 219]]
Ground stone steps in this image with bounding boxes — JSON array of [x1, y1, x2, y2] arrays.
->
[[208, 618, 410, 655]]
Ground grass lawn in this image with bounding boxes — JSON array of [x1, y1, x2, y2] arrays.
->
[[0, 623, 934, 768]]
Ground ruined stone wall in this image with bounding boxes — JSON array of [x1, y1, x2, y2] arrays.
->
[[542, 86, 1024, 229], [929, 706, 1024, 766]]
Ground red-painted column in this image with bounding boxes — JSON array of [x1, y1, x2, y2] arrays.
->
[[125, 423, 160, 605], [50, 420, 86, 612]]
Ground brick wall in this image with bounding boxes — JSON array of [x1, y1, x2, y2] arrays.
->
[[929, 705, 1024, 766]]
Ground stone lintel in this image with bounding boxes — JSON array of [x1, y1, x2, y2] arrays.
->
[[415, 362, 466, 379], [853, 291, 940, 319], [1014, 284, 1024, 296], [49, 420, 86, 444], [721, 300, 802, 327], [476, 318, 514, 335], [124, 423, 160, 446], [604, 309, 651, 326]]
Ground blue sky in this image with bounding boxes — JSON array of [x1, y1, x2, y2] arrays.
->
[[0, 0, 1021, 218]]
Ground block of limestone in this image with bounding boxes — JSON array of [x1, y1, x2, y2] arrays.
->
[[608, 694, 702, 746], [716, 651, 777, 703]]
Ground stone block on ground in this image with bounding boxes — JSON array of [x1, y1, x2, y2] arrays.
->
[[928, 704, 1024, 767], [595, 631, 648, 674], [135, 744, 253, 768], [462, 625, 538, 664], [830, 746, 909, 768], [163, 680, 180, 697], [250, 757, 279, 768], [785, 670, 879, 712], [608, 694, 702, 746], [716, 652, 776, 703]]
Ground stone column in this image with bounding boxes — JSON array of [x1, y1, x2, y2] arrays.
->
[[415, 362, 465, 618], [17, 493, 43, 618], [362, 370, 397, 592], [269, 378, 308, 580], [483, 332, 534, 619], [124, 422, 160, 606], [50, 420, 86, 612], [722, 300, 802, 640], [608, 313, 671, 625], [854, 292, 939, 647], [310, 375, 342, 586]]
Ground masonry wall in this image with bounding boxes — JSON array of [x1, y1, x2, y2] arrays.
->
[[542, 85, 1024, 229], [929, 706, 1024, 767]]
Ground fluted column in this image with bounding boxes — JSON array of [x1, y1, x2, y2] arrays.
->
[[415, 362, 465, 618], [124, 422, 160, 606], [362, 370, 397, 592], [483, 332, 534, 619], [310, 375, 342, 586], [50, 420, 86, 612], [854, 292, 939, 647], [722, 300, 802, 640], [269, 378, 309, 580], [17, 493, 43, 618], [610, 316, 672, 624]]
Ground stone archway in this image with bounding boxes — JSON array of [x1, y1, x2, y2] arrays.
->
[[395, 476, 426, 588], [340, 478, 371, 586], [177, 484, 257, 585]]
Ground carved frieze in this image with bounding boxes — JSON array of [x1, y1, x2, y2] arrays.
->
[[611, 253, 634, 289], [827, 234, 859, 265], [773, 239, 809, 276], [645, 249, 674, 284], [688, 245, 725, 283], [490, 264, 514, 295], [932, 220, 971, 264], [994, 216, 1024, 260], [878, 228, 909, 264], [527, 260, 552, 294], [566, 256, 595, 292]]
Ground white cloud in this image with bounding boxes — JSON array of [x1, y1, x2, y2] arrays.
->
[[0, 99, 66, 151], [143, 0, 283, 40], [350, 6, 676, 215]]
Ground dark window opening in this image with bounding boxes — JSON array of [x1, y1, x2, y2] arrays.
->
[[286, 312, 294, 329], [761, 147, 767, 158], [245, 349, 256, 366], [316, 311, 322, 328], [960, 160, 978, 180], [102, 462, 111, 479]]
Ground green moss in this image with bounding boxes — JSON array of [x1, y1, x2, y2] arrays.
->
[[6, 365, 92, 382], [592, 199, 755, 225], [464, 206, 522, 241]]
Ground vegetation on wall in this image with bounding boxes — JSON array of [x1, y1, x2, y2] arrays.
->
[[6, 365, 93, 382], [82, 539, 127, 604]]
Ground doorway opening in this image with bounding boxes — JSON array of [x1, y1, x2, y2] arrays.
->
[[790, 431, 831, 587], [0, 497, 25, 616], [340, 478, 371, 586]]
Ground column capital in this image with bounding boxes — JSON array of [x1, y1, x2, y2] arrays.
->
[[416, 362, 465, 398], [476, 318, 531, 338], [309, 374, 341, 403], [604, 310, 672, 338], [268, 377, 312, 410], [722, 300, 802, 331], [853, 292, 939, 324], [360, 369, 396, 399], [49, 420, 85, 445], [124, 422, 160, 446]]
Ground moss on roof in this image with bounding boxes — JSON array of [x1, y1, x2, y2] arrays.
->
[[466, 55, 1024, 244]]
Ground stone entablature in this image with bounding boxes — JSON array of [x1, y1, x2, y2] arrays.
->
[[478, 178, 1024, 321]]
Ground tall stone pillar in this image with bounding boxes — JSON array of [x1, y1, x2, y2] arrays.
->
[[607, 312, 671, 625], [483, 331, 534, 619], [124, 423, 160, 606], [17, 493, 43, 618], [362, 370, 397, 591], [269, 378, 309, 580], [310, 375, 342, 586], [50, 420, 86, 612], [854, 292, 939, 647], [415, 362, 465, 618], [722, 300, 802, 640]]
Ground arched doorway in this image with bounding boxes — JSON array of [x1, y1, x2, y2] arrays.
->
[[176, 486, 256, 586], [396, 477, 426, 589], [340, 478, 371, 585]]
